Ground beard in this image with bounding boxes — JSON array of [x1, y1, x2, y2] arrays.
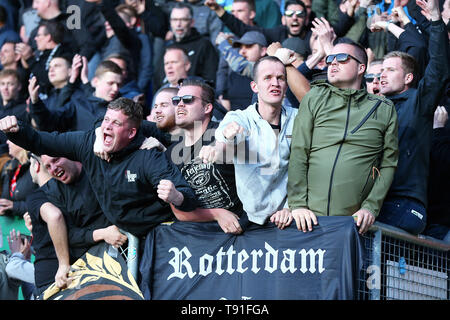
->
[[157, 114, 176, 132]]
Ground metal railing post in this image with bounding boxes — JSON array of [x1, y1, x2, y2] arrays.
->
[[370, 229, 382, 300], [125, 232, 139, 280]]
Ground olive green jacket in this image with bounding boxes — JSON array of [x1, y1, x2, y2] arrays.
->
[[288, 81, 398, 217]]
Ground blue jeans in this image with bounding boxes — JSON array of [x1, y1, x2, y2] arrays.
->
[[377, 198, 427, 234]]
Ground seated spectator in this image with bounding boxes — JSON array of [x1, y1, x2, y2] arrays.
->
[[216, 30, 267, 111], [0, 140, 37, 218]]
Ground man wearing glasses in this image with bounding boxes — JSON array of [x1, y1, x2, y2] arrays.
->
[[206, 0, 354, 50], [167, 3, 219, 86], [164, 79, 246, 235], [364, 60, 383, 96], [287, 39, 399, 235]]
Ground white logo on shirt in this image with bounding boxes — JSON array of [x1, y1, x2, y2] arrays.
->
[[126, 170, 137, 182]]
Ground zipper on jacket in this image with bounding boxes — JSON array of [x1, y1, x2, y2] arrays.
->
[[327, 97, 352, 216], [350, 100, 382, 134]]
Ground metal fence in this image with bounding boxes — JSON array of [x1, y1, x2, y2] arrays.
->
[[358, 222, 449, 300]]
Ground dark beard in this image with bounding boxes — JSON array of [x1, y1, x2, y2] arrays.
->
[[287, 25, 304, 38]]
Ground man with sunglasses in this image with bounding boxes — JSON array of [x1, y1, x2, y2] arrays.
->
[[287, 38, 399, 235], [375, 0, 449, 235], [206, 0, 354, 52], [165, 79, 245, 234], [364, 60, 383, 96]]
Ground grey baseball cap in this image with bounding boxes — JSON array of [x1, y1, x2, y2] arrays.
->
[[233, 31, 268, 47]]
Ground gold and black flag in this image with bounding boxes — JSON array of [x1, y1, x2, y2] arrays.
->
[[41, 242, 144, 300]]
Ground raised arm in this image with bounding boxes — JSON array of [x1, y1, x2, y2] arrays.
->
[[415, 0, 449, 114], [0, 115, 86, 162]]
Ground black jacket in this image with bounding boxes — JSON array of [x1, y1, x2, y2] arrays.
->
[[0, 159, 37, 217], [169, 28, 219, 86], [7, 122, 198, 237], [427, 127, 450, 227], [0, 98, 30, 154], [30, 93, 109, 132], [384, 20, 449, 207], [28, 12, 97, 60]]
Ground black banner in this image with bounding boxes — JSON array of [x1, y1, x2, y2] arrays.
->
[[140, 216, 364, 300]]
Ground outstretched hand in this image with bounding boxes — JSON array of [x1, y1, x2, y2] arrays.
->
[[416, 0, 441, 21], [28, 76, 40, 104]]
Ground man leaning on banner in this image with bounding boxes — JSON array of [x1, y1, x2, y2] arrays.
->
[[286, 38, 399, 235]]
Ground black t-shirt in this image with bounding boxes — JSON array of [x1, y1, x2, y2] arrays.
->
[[25, 189, 58, 291], [166, 121, 244, 216]]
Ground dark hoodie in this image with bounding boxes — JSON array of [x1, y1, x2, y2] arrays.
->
[[30, 92, 110, 132], [7, 121, 198, 237]]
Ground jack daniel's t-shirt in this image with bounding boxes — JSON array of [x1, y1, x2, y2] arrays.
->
[[166, 121, 244, 217]]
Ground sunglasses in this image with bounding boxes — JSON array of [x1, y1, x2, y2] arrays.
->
[[325, 53, 362, 65], [172, 95, 206, 106], [284, 10, 306, 18], [364, 73, 381, 83]]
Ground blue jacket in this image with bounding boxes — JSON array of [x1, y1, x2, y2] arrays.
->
[[384, 20, 449, 207]]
